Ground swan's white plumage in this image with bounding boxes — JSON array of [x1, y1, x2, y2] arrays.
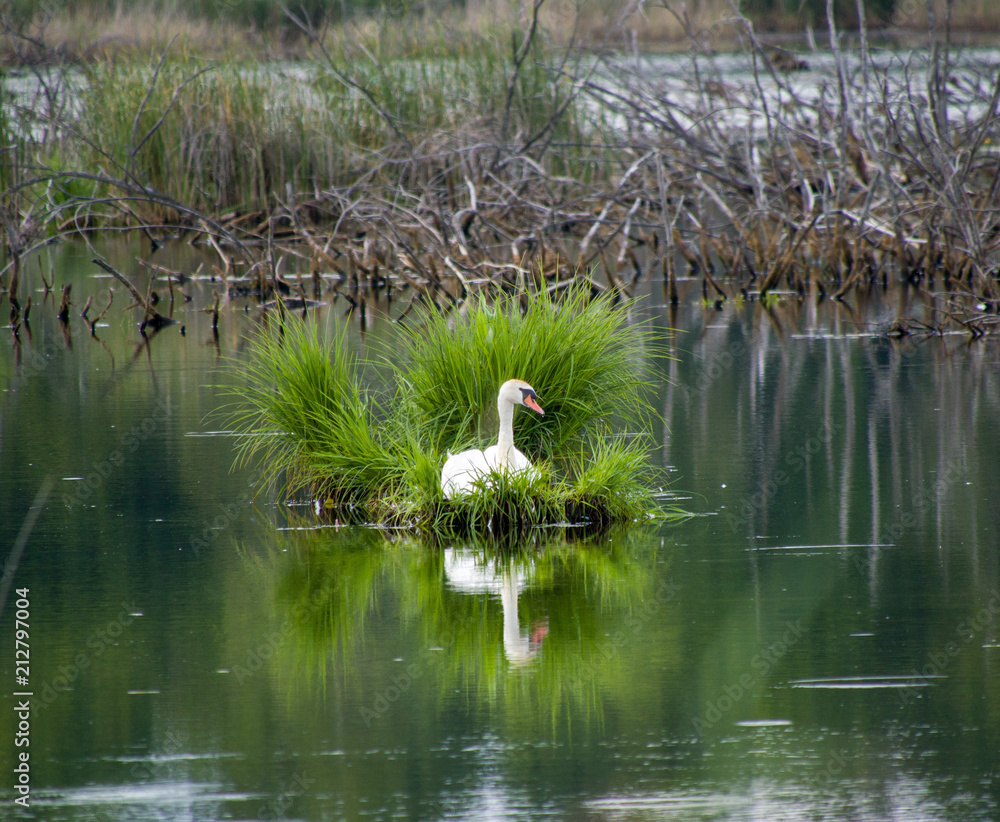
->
[[483, 444, 535, 474], [440, 444, 535, 497], [440, 379, 544, 499], [440, 448, 493, 497]]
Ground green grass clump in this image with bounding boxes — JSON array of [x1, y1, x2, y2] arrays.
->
[[231, 289, 671, 534], [564, 435, 655, 528], [230, 319, 401, 508], [427, 465, 562, 535], [399, 287, 658, 464]]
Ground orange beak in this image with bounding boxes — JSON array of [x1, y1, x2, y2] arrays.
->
[[524, 395, 544, 415]]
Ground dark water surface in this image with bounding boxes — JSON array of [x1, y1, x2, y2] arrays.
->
[[2, 242, 999, 820]]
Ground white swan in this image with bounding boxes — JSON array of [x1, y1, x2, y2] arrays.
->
[[440, 379, 544, 499]]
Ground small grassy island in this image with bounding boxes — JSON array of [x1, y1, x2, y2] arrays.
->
[[231, 288, 674, 534]]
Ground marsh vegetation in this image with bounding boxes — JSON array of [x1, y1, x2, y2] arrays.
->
[[3, 2, 999, 335], [230, 288, 669, 532], [2, 1, 999, 521]]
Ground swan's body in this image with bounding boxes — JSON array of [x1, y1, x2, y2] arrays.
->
[[440, 379, 544, 499]]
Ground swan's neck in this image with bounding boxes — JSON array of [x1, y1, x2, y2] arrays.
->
[[496, 396, 515, 469]]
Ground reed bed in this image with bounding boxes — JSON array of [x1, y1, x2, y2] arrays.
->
[[229, 288, 668, 534], [76, 60, 335, 218], [3, 2, 1000, 336]]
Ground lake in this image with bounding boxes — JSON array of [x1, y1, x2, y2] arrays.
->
[[1, 239, 999, 820]]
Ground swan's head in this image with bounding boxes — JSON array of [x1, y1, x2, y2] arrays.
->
[[499, 379, 544, 415]]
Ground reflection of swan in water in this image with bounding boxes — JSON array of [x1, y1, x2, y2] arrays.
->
[[444, 548, 549, 666], [499, 572, 550, 665]]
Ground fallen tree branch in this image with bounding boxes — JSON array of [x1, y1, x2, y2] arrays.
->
[[92, 257, 177, 334]]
